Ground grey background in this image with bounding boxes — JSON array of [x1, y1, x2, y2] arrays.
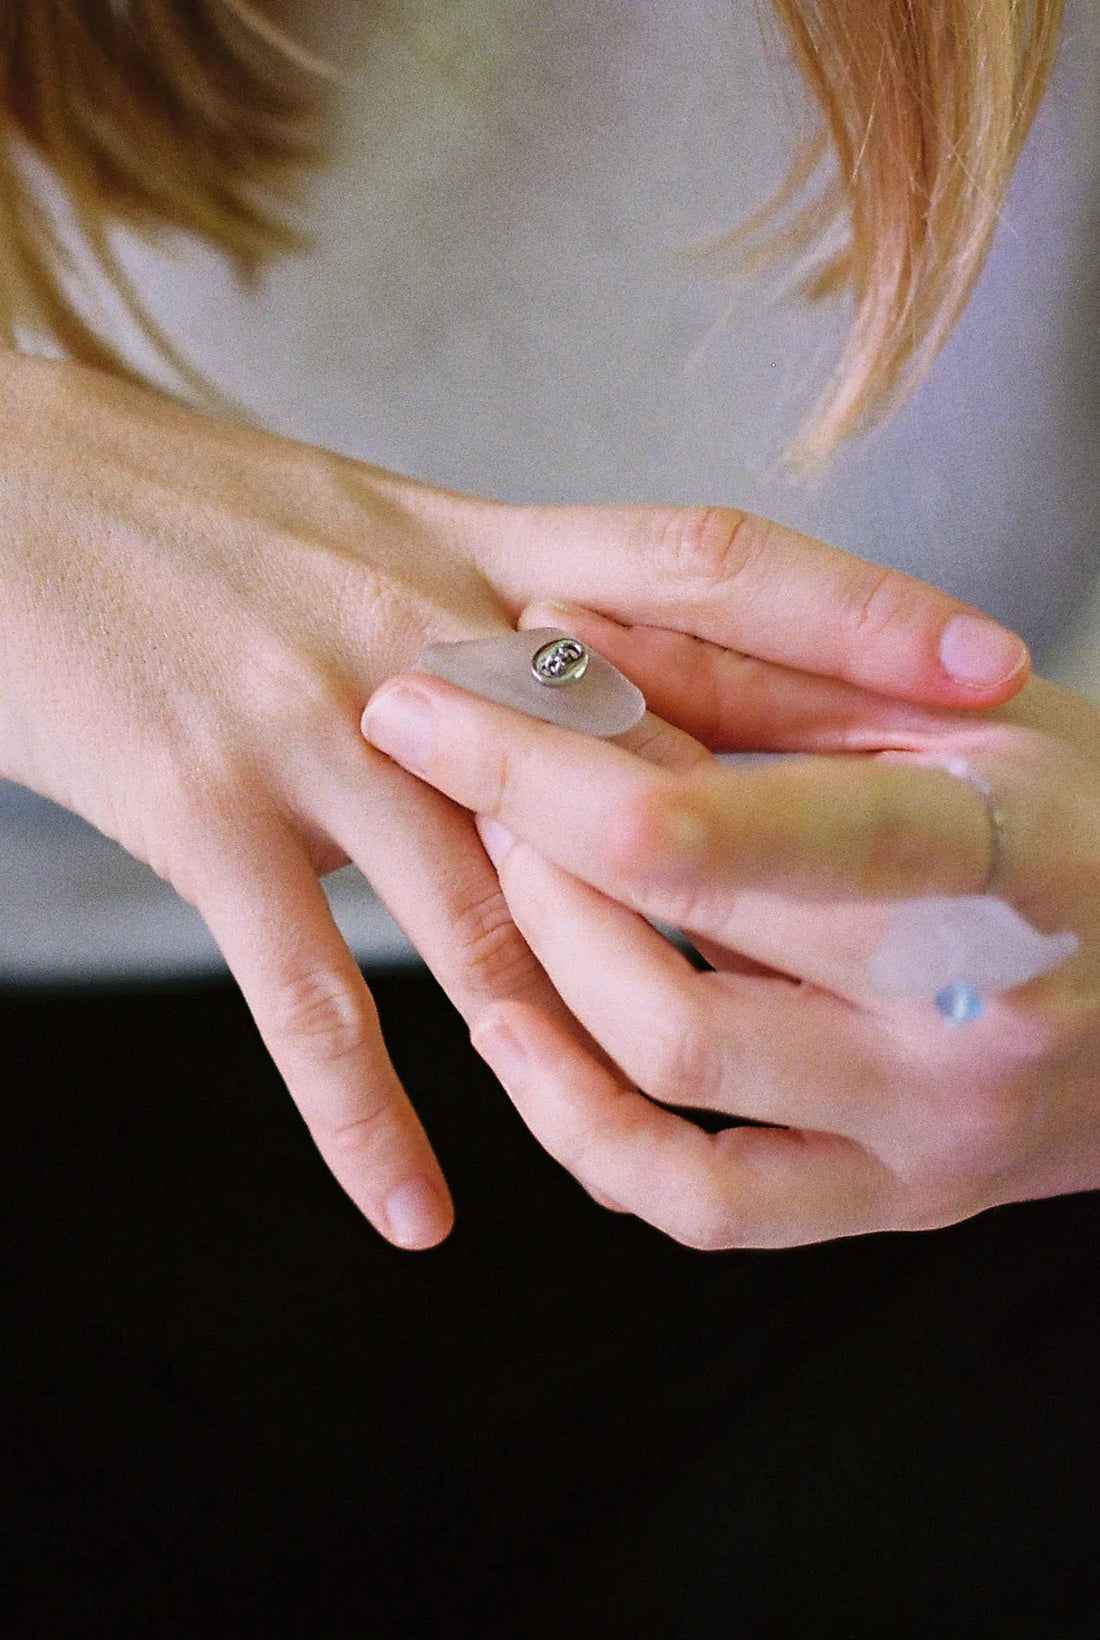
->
[[2, 0, 1096, 980]]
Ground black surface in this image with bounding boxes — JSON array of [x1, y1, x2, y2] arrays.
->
[[2, 971, 1098, 1637]]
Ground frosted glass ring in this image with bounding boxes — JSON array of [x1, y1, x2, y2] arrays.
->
[[416, 628, 646, 737]]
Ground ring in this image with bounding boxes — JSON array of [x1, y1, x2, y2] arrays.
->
[[932, 756, 1008, 894], [416, 628, 645, 736]]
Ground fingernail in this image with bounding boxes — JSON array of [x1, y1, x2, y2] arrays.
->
[[362, 686, 435, 773], [385, 1176, 451, 1249], [519, 599, 582, 630], [939, 616, 1029, 689], [476, 814, 517, 869], [472, 1019, 528, 1090]]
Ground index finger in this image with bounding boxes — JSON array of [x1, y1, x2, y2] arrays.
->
[[485, 501, 1030, 708], [361, 674, 995, 910]]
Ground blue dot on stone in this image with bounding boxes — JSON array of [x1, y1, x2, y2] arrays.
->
[[934, 981, 984, 1025]]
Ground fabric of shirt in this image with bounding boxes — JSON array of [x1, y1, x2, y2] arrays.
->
[[1, 0, 1097, 981]]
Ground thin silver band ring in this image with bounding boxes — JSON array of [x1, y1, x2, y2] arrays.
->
[[932, 756, 1008, 895]]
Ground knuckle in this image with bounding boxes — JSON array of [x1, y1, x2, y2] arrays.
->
[[658, 505, 761, 590], [317, 1097, 395, 1159], [272, 966, 374, 1067], [605, 777, 709, 879], [678, 1216, 734, 1253], [904, 1074, 1039, 1194], [601, 787, 729, 943], [282, 441, 392, 538], [895, 1182, 984, 1233], [134, 745, 258, 897], [455, 736, 518, 824], [602, 785, 670, 877], [645, 997, 725, 1107], [839, 565, 910, 647], [568, 1093, 646, 1179], [950, 1090, 1038, 1175], [482, 740, 519, 823], [448, 883, 546, 1002], [168, 749, 254, 837], [676, 1176, 745, 1251]]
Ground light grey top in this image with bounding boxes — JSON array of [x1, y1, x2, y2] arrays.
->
[[1, 0, 1097, 982]]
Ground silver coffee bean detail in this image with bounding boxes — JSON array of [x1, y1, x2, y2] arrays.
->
[[531, 637, 590, 687]]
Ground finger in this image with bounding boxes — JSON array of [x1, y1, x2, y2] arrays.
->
[[471, 1001, 894, 1249], [480, 835, 888, 1139], [519, 603, 972, 752], [610, 753, 997, 907], [470, 695, 1094, 1010], [880, 730, 1100, 936], [361, 675, 997, 918], [465, 702, 776, 975], [990, 674, 1100, 765], [321, 748, 632, 1091], [193, 816, 453, 1249], [536, 613, 1098, 838], [483, 501, 1030, 707], [322, 746, 579, 1030]]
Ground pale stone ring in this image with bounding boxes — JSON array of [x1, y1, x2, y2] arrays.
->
[[417, 628, 645, 737]]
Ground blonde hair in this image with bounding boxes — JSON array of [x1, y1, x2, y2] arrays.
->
[[0, 0, 325, 394], [0, 0, 1065, 455], [763, 0, 1065, 463]]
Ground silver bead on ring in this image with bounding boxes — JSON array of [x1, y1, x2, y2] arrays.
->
[[531, 636, 590, 687]]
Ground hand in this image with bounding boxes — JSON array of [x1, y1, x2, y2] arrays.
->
[[362, 607, 1099, 1248], [0, 352, 1032, 1248]]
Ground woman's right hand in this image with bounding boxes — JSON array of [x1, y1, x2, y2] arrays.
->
[[363, 658, 1100, 1250], [0, 350, 1032, 1248]]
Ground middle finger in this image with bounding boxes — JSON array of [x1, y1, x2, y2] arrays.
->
[[481, 830, 892, 1141]]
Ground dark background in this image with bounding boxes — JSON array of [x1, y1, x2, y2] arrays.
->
[[2, 971, 1098, 1637]]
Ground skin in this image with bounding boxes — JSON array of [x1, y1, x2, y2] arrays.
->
[[362, 605, 1100, 1249], [0, 351, 1032, 1249]]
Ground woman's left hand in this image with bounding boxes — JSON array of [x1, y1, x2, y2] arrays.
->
[[362, 611, 1100, 1248]]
